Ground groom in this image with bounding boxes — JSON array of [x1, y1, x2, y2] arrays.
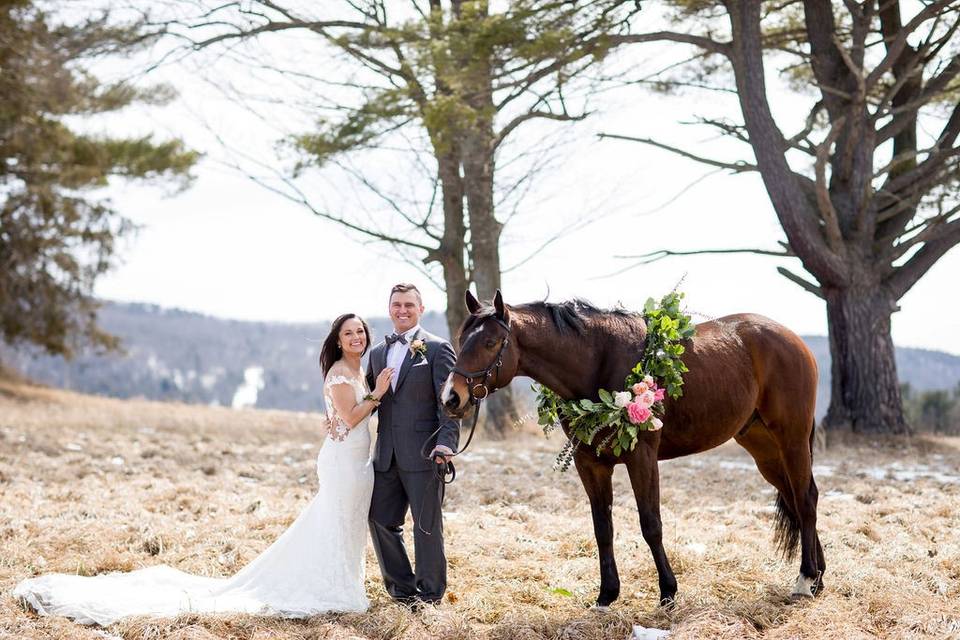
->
[[366, 283, 460, 606]]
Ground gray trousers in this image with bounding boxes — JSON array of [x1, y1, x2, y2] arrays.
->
[[368, 457, 446, 602]]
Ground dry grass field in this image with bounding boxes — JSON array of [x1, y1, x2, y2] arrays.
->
[[2, 374, 959, 640]]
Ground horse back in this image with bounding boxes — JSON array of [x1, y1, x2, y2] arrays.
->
[[656, 313, 818, 460]]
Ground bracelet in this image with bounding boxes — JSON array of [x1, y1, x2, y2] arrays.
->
[[363, 393, 381, 405]]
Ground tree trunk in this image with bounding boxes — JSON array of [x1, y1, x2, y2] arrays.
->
[[822, 283, 908, 434], [459, 108, 518, 436], [435, 149, 468, 342]]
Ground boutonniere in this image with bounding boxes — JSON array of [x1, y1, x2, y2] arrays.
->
[[409, 338, 427, 359]]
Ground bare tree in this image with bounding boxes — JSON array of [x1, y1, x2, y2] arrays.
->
[[605, 0, 960, 434], [152, 0, 639, 435]]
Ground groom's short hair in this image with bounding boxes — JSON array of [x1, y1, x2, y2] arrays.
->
[[390, 282, 422, 304]]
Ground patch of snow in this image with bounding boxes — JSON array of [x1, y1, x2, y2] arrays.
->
[[823, 489, 853, 499], [110, 456, 124, 466], [717, 460, 756, 472], [65, 443, 83, 452], [200, 372, 219, 391], [685, 542, 706, 555], [633, 626, 670, 639], [861, 464, 960, 484], [232, 366, 265, 409]]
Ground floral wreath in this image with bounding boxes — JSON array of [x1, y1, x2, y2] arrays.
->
[[536, 291, 696, 471]]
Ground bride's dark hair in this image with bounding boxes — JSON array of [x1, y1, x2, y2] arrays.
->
[[319, 313, 372, 377]]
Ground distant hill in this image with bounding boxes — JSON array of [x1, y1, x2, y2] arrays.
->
[[2, 301, 959, 419], [0, 302, 448, 413]]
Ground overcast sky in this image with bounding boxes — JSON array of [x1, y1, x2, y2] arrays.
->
[[91, 6, 960, 355]]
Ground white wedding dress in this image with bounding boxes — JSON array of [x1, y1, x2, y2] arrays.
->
[[13, 373, 374, 626]]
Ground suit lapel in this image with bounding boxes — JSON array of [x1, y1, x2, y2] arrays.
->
[[378, 342, 389, 376], [394, 329, 422, 392]]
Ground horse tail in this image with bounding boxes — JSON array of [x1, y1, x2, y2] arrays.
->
[[772, 417, 816, 561], [773, 493, 801, 561], [809, 417, 816, 461]]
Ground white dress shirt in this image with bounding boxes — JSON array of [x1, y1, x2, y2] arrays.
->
[[387, 325, 420, 390]]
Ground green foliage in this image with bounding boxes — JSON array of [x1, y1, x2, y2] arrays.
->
[[636, 291, 696, 398], [0, 2, 198, 358], [289, 1, 636, 162], [536, 292, 696, 470], [901, 383, 960, 435]]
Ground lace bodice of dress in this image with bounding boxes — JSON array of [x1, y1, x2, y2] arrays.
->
[[322, 371, 370, 443]]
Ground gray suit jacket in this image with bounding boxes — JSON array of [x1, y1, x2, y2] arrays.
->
[[366, 328, 460, 473]]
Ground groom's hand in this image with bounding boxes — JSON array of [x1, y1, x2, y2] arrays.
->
[[430, 445, 454, 464]]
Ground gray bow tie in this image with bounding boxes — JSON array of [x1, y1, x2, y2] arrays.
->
[[385, 333, 407, 346]]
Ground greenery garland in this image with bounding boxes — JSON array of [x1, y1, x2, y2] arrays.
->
[[535, 292, 696, 471]]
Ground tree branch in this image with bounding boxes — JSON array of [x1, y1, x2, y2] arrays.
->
[[494, 109, 588, 150], [885, 217, 960, 298], [867, 0, 957, 91], [777, 266, 824, 298], [606, 31, 732, 58], [597, 133, 758, 173], [814, 115, 847, 251]]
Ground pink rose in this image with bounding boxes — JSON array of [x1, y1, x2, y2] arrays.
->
[[627, 402, 652, 425], [632, 382, 648, 395], [653, 387, 665, 402], [650, 417, 663, 430], [643, 374, 654, 386], [637, 390, 656, 408]]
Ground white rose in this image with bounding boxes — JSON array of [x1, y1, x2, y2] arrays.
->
[[651, 417, 663, 430], [638, 390, 656, 408], [614, 391, 632, 408], [643, 374, 654, 386]]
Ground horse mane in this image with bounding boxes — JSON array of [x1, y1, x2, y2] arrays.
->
[[514, 299, 643, 335], [461, 298, 644, 338]]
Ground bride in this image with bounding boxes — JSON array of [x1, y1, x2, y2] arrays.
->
[[13, 313, 394, 626]]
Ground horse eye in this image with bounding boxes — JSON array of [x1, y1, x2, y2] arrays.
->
[[485, 339, 496, 349]]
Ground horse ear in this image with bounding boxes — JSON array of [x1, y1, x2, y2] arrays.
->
[[493, 289, 506, 320], [465, 290, 481, 315]]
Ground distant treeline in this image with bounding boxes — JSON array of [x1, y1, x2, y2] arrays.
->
[[2, 301, 960, 429], [902, 383, 960, 435]]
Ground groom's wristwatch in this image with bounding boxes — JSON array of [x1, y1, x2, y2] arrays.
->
[[363, 393, 381, 405]]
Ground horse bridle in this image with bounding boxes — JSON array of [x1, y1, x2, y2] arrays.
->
[[451, 316, 512, 402]]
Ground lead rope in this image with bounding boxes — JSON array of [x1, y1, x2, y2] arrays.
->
[[415, 384, 484, 535], [415, 321, 511, 535]]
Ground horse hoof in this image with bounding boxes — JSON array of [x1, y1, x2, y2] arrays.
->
[[591, 604, 611, 613], [658, 594, 677, 610], [790, 573, 816, 599], [811, 575, 825, 596]]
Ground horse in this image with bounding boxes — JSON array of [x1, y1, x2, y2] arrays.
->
[[441, 290, 823, 608]]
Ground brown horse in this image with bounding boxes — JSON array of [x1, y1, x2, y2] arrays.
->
[[441, 290, 822, 608]]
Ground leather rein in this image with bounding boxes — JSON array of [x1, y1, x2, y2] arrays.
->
[[416, 316, 511, 534]]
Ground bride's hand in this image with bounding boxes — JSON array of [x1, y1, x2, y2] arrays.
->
[[374, 368, 393, 397]]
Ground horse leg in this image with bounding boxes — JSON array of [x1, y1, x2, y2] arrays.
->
[[737, 416, 824, 598], [573, 453, 620, 608], [624, 440, 677, 607], [780, 438, 822, 598]]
